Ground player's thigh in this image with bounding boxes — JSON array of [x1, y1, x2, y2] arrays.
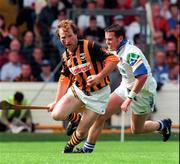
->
[[103, 92, 124, 119], [131, 113, 149, 131], [52, 93, 83, 119]]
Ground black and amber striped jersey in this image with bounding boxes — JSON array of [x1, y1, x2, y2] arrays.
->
[[60, 39, 118, 95]]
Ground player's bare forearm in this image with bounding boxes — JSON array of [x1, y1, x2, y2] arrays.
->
[[87, 61, 118, 86], [131, 74, 148, 94], [48, 83, 68, 112], [55, 75, 70, 102], [98, 61, 119, 80], [55, 81, 69, 102]]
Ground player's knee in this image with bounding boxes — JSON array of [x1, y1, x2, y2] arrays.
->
[[97, 115, 107, 124], [51, 112, 63, 121]]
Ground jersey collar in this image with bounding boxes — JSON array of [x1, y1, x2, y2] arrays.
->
[[117, 38, 128, 54]]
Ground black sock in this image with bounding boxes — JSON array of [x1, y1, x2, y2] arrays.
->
[[68, 131, 84, 147], [68, 113, 81, 124]]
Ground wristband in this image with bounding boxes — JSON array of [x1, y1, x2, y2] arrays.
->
[[128, 91, 137, 99]]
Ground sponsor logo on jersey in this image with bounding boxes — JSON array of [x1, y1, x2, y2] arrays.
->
[[70, 62, 91, 75]]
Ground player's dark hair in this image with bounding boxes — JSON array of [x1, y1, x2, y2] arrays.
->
[[14, 91, 24, 103], [105, 24, 126, 38]]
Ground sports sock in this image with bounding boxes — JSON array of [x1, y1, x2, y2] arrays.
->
[[83, 141, 95, 153], [68, 131, 84, 147], [157, 120, 165, 131], [67, 113, 81, 124]]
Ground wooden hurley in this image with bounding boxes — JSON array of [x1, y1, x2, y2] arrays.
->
[[0, 100, 49, 110]]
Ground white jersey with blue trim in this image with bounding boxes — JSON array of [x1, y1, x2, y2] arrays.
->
[[116, 41, 157, 94]]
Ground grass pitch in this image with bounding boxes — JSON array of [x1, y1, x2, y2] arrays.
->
[[0, 133, 179, 164]]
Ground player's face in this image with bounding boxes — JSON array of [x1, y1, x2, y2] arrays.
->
[[105, 32, 120, 51], [58, 27, 78, 51]]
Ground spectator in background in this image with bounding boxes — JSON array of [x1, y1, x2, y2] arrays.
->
[[16, 1, 36, 32], [0, 15, 7, 54], [126, 13, 141, 43], [114, 0, 133, 25], [9, 39, 27, 63], [0, 37, 4, 59], [50, 9, 66, 56], [9, 39, 21, 52], [30, 47, 43, 79], [167, 21, 180, 49], [84, 16, 105, 44], [153, 30, 166, 52], [0, 49, 9, 70], [112, 15, 125, 27], [77, 0, 106, 31], [20, 31, 35, 61], [168, 18, 180, 52], [160, 0, 171, 19], [133, 33, 146, 54], [153, 50, 169, 91], [96, 0, 106, 9], [0, 50, 21, 81], [134, 0, 147, 9], [38, 0, 63, 56], [115, 0, 132, 10], [126, 7, 151, 45], [2, 24, 19, 49], [164, 40, 179, 84], [152, 3, 169, 38], [169, 64, 179, 84], [167, 3, 179, 31], [34, 0, 47, 15], [71, 0, 86, 9], [0, 14, 7, 38], [0, 91, 33, 133], [104, 0, 117, 9], [14, 62, 36, 82], [166, 41, 178, 70], [37, 59, 54, 82]]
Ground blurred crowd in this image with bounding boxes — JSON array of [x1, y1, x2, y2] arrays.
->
[[0, 0, 179, 89]]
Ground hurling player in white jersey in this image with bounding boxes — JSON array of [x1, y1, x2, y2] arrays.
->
[[72, 24, 172, 153]]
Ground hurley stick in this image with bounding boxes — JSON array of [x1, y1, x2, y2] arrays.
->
[[0, 100, 49, 110]]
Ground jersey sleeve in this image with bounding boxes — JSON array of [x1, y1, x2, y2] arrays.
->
[[60, 53, 71, 77], [126, 53, 147, 77]]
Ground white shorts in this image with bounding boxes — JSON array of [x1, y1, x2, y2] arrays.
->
[[114, 84, 156, 115], [66, 84, 111, 114]]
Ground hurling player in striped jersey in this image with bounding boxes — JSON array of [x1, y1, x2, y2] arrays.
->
[[47, 20, 119, 153]]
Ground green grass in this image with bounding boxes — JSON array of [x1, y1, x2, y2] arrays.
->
[[0, 133, 179, 164]]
